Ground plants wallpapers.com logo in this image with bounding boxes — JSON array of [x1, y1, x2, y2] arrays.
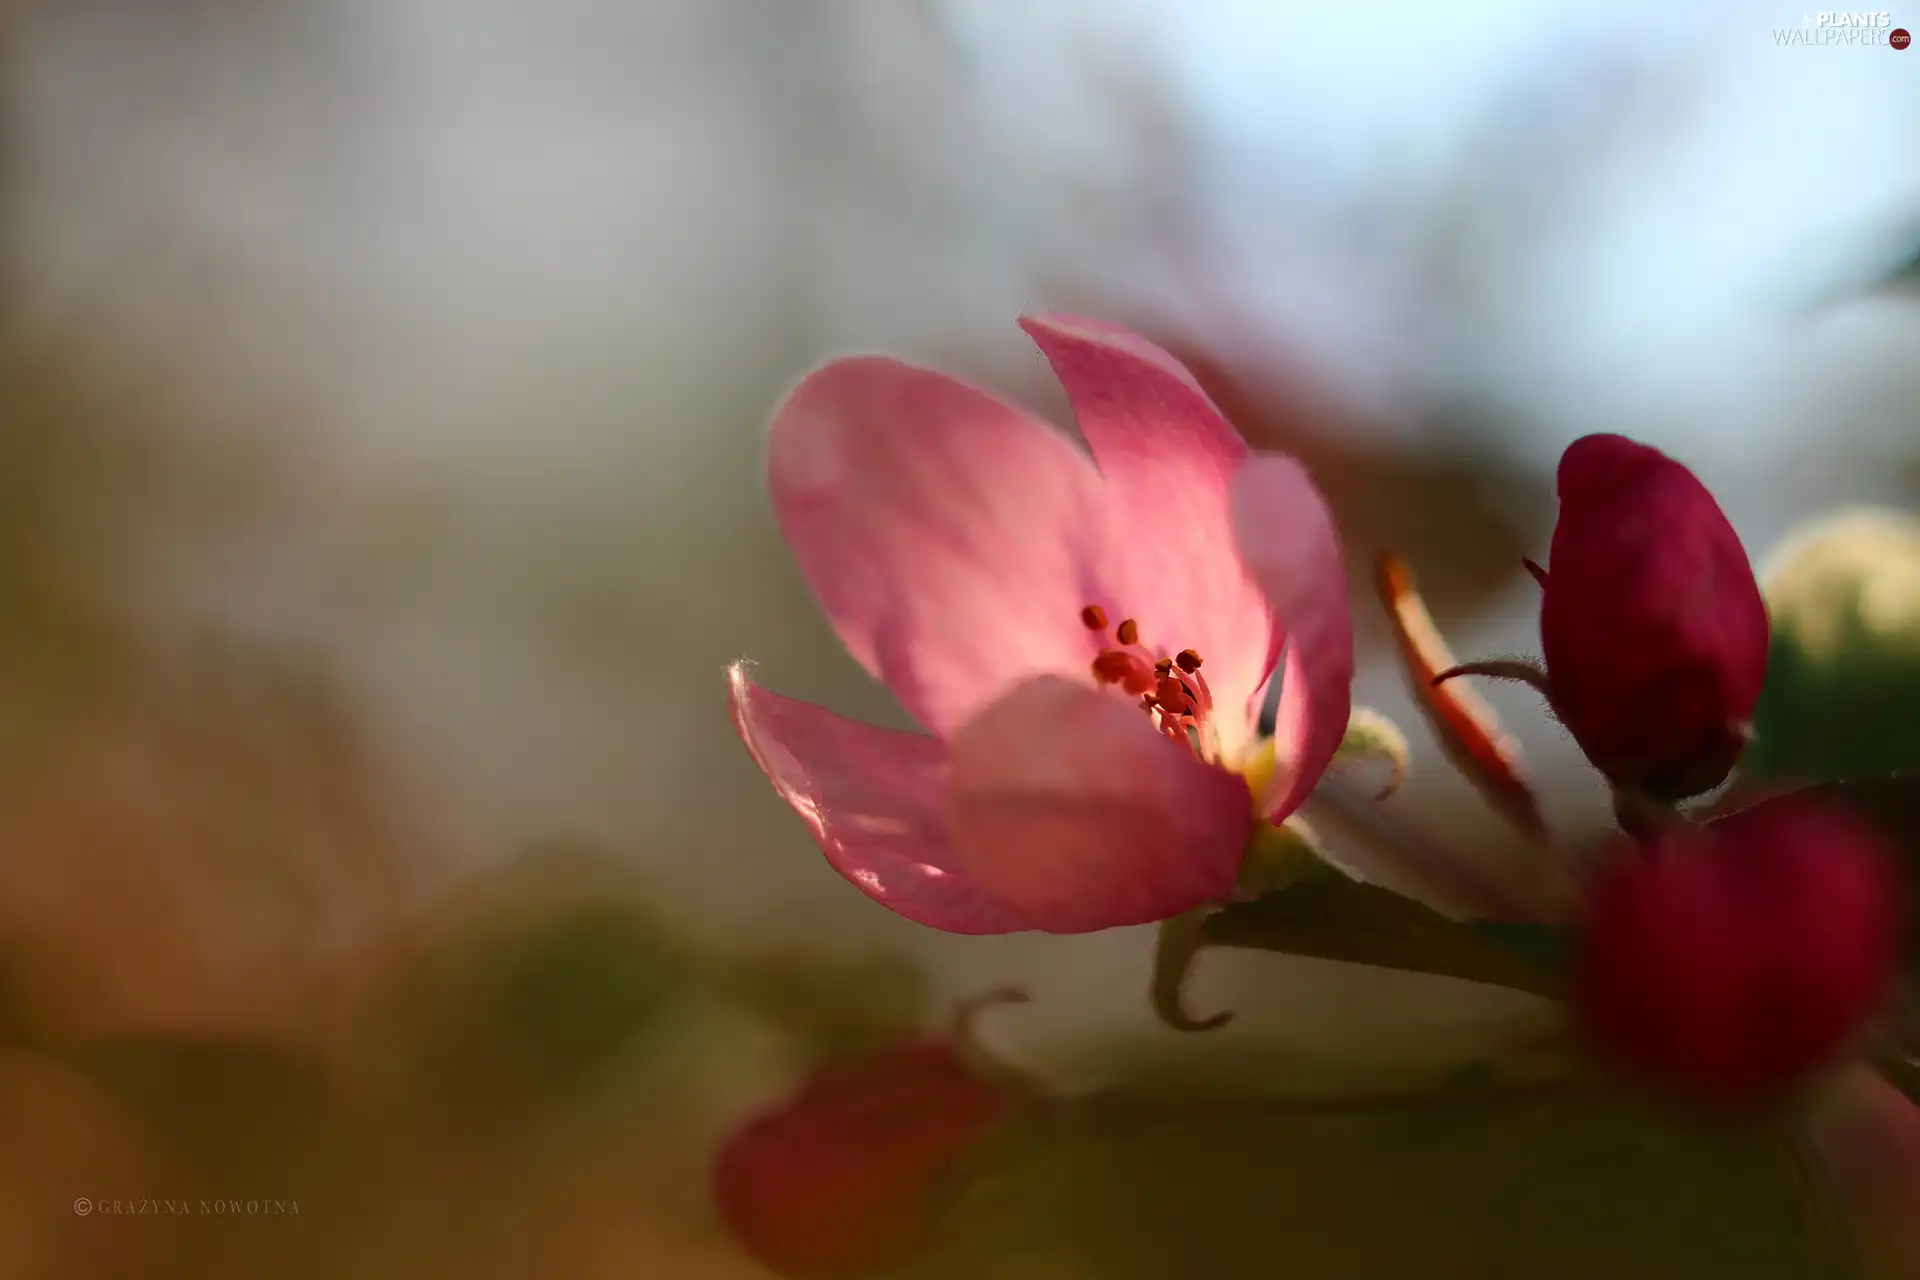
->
[[1773, 10, 1912, 44]]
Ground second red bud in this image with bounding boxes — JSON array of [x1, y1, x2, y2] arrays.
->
[[1576, 796, 1905, 1109]]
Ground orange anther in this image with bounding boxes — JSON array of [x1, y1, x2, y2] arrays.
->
[[1154, 674, 1191, 713]]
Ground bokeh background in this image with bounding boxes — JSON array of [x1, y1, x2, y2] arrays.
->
[[0, 1, 1917, 1276]]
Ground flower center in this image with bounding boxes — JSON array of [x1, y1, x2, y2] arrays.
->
[[1081, 604, 1217, 763]]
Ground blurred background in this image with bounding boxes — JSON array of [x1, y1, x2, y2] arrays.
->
[[0, 0, 1917, 1275]]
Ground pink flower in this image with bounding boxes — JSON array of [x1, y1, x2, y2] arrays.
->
[[1536, 433, 1770, 800], [1576, 795, 1905, 1108], [729, 315, 1353, 934], [712, 1040, 1012, 1277]]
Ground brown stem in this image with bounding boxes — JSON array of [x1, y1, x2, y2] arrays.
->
[[1611, 788, 1690, 844]]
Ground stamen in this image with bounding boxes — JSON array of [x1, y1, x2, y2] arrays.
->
[[1190, 667, 1213, 715], [1093, 649, 1156, 696], [1154, 673, 1193, 717], [1172, 665, 1211, 717], [1076, 604, 1217, 763]]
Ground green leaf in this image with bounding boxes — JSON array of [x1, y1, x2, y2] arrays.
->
[[1200, 878, 1568, 1001], [1747, 508, 1920, 786], [894, 1090, 1839, 1280], [1461, 921, 1572, 975]]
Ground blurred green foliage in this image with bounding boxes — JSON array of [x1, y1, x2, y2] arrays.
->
[[720, 947, 932, 1062], [1745, 507, 1920, 1042], [69, 1036, 339, 1188], [422, 900, 692, 1129], [365, 842, 940, 1144], [1746, 508, 1920, 785], [898, 1091, 1832, 1280]]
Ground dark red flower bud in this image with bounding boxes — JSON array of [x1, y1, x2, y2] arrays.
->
[[1576, 797, 1905, 1108], [1538, 434, 1770, 799], [712, 1040, 1012, 1277]]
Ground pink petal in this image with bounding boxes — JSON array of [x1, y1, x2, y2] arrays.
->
[[1230, 455, 1354, 819], [1018, 314, 1275, 750], [944, 676, 1253, 934], [728, 665, 1031, 934], [768, 357, 1123, 741]]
